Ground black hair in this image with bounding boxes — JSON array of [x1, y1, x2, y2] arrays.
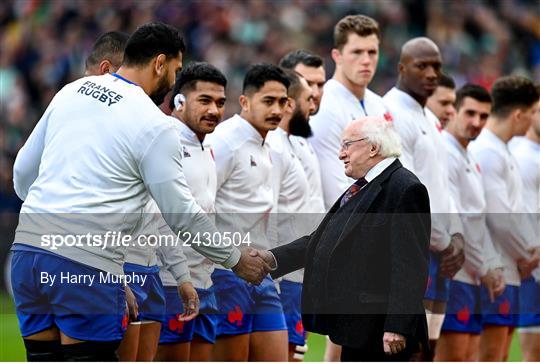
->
[[85, 31, 129, 70], [169, 62, 227, 110], [455, 84, 492, 110], [491, 76, 539, 118], [438, 73, 455, 89], [279, 49, 323, 69], [123, 22, 185, 66], [242, 63, 290, 94]]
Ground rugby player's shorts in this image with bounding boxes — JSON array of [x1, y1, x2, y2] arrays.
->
[[518, 276, 540, 327], [211, 269, 287, 335], [481, 284, 520, 327], [159, 286, 219, 345], [124, 263, 165, 323], [11, 244, 127, 341], [441, 280, 483, 334], [424, 251, 450, 302], [279, 279, 306, 346]]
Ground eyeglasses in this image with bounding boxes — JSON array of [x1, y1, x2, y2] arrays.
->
[[340, 137, 368, 151]]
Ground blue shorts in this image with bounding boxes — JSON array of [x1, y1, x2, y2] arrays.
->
[[424, 251, 450, 302], [159, 286, 219, 344], [442, 280, 483, 334], [124, 263, 165, 323], [481, 285, 520, 327], [11, 246, 127, 341], [279, 280, 306, 346], [211, 269, 287, 335], [518, 277, 540, 327]]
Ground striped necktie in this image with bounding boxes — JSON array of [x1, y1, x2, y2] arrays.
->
[[340, 178, 368, 207]]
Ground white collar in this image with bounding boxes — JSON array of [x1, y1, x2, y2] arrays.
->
[[234, 114, 266, 145], [442, 130, 467, 157], [389, 87, 425, 115], [364, 157, 397, 183]]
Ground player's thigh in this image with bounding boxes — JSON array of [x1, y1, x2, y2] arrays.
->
[[190, 336, 214, 361], [465, 334, 481, 361], [213, 333, 250, 361], [519, 331, 540, 361], [156, 342, 190, 362], [434, 332, 470, 361], [116, 323, 140, 362], [136, 321, 161, 361], [479, 324, 509, 361], [249, 330, 288, 362], [25, 326, 61, 341]]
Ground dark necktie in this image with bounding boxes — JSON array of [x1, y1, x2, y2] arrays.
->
[[340, 178, 368, 207]]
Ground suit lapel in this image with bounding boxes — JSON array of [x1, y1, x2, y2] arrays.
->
[[332, 160, 402, 253]]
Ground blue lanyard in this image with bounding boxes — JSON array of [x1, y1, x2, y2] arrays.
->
[[111, 73, 138, 86], [359, 99, 367, 116]]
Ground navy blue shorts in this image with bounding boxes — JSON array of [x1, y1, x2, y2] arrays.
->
[[424, 251, 450, 302], [481, 285, 520, 327], [518, 277, 540, 327], [211, 269, 287, 335], [442, 280, 483, 334], [124, 263, 165, 323], [279, 280, 306, 346], [11, 247, 127, 341]]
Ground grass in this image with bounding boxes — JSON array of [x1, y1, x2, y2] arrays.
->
[[0, 291, 524, 361]]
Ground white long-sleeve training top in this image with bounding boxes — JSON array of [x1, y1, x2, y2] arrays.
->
[[12, 74, 240, 275], [470, 129, 539, 286], [310, 79, 392, 210], [443, 131, 503, 285], [383, 87, 463, 252]]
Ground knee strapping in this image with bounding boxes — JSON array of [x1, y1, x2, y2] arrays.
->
[[23, 339, 63, 362], [62, 340, 121, 362]]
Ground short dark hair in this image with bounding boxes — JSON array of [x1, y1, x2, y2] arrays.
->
[[282, 69, 304, 100], [123, 22, 185, 67], [168, 62, 227, 111], [491, 76, 539, 118], [85, 31, 129, 70], [242, 63, 290, 95], [455, 84, 492, 110], [438, 73, 455, 90], [334, 15, 380, 50], [279, 49, 323, 70]]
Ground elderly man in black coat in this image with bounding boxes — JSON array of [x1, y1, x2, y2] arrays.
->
[[256, 116, 431, 361]]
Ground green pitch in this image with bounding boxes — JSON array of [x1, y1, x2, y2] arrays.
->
[[0, 292, 525, 361]]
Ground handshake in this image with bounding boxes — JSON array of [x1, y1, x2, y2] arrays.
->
[[231, 248, 276, 285]]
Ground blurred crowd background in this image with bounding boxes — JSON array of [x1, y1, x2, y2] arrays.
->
[[1, 0, 540, 215]]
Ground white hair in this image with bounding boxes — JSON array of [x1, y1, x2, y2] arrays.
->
[[356, 116, 402, 158]]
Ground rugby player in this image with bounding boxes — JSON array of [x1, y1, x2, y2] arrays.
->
[[435, 84, 505, 361], [11, 22, 268, 361], [509, 86, 540, 362], [426, 73, 456, 128], [156, 62, 227, 362], [469, 76, 540, 361], [207, 64, 290, 361], [383, 37, 466, 359], [84, 31, 129, 76]]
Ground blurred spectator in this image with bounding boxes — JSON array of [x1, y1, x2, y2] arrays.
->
[[1, 0, 539, 209]]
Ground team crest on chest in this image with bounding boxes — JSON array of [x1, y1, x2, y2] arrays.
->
[[250, 155, 257, 167], [182, 146, 191, 158]]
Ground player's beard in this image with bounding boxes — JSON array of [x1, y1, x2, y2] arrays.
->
[[288, 108, 312, 138], [150, 73, 172, 106]]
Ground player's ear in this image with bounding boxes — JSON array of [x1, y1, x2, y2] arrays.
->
[[155, 54, 167, 75], [239, 94, 249, 112], [286, 97, 295, 113], [173, 93, 186, 112], [398, 62, 405, 74], [99, 60, 113, 75], [331, 48, 341, 66]]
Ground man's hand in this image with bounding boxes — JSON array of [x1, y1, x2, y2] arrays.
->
[[383, 332, 406, 355], [440, 233, 465, 278], [177, 281, 199, 321], [249, 249, 277, 270], [125, 285, 139, 322], [480, 268, 506, 302], [232, 247, 272, 285]]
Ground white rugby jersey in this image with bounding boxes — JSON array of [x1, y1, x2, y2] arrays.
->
[[443, 131, 503, 285], [206, 114, 274, 256], [383, 87, 463, 252], [159, 120, 217, 288], [12, 74, 240, 275], [267, 127, 312, 283], [470, 129, 539, 285], [310, 79, 392, 209], [289, 135, 325, 214]]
